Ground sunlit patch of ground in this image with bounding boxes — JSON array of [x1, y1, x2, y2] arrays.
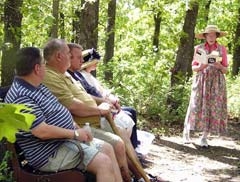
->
[[142, 121, 240, 182]]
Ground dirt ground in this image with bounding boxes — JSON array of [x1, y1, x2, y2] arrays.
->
[[141, 120, 240, 182]]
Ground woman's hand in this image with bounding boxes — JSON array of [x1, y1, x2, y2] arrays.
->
[[114, 101, 121, 113], [192, 63, 208, 72], [213, 62, 222, 69], [213, 62, 228, 74]]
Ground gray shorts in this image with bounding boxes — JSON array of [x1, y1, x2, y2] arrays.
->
[[39, 139, 103, 172], [91, 127, 121, 146]]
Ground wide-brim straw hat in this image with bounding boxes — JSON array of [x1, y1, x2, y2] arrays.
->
[[81, 48, 101, 70], [195, 25, 227, 39]]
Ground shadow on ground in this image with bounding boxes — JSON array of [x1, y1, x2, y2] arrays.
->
[[142, 120, 240, 182]]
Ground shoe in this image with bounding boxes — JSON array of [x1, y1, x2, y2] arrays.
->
[[136, 153, 150, 168], [182, 131, 191, 144], [148, 173, 168, 182], [133, 174, 168, 182], [200, 138, 208, 148], [137, 140, 141, 145], [136, 178, 145, 182]]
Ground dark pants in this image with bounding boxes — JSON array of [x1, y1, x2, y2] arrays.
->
[[121, 106, 139, 149]]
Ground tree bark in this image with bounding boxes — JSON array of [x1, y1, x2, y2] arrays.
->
[[1, 0, 23, 164], [168, 1, 199, 111], [171, 1, 199, 86], [1, 0, 23, 86], [153, 11, 162, 52], [75, 0, 99, 49], [50, 0, 60, 38], [74, 0, 99, 77], [204, 0, 211, 22], [232, 5, 240, 76], [59, 12, 65, 39], [104, 0, 116, 82]]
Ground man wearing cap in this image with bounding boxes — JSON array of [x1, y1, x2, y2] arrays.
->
[[183, 25, 228, 147]]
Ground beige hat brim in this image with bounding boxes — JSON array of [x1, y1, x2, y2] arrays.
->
[[81, 59, 99, 70], [195, 31, 227, 39], [82, 49, 90, 57]]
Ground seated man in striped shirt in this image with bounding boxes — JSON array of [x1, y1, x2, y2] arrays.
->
[[5, 47, 122, 182]]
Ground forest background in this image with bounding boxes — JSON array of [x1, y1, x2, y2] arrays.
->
[[0, 0, 240, 176]]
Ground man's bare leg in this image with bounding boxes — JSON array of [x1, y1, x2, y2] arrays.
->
[[100, 142, 123, 182], [118, 128, 145, 181], [87, 152, 115, 182], [113, 140, 132, 182]]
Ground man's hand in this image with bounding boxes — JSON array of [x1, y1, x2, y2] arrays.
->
[[98, 102, 111, 116], [75, 128, 93, 142]]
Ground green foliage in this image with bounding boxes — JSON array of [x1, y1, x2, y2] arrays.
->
[[1, 0, 240, 125], [96, 0, 240, 125], [21, 1, 53, 46], [0, 103, 35, 143], [96, 0, 189, 123], [0, 151, 14, 182], [97, 43, 191, 123], [227, 74, 240, 118]]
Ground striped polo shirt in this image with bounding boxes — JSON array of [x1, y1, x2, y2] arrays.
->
[[5, 77, 75, 169]]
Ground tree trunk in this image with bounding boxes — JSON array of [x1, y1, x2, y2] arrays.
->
[[50, 0, 60, 38], [1, 0, 23, 86], [60, 12, 65, 39], [232, 5, 240, 76], [104, 0, 116, 82], [171, 1, 199, 86], [72, 1, 99, 76], [152, 11, 162, 52], [75, 0, 99, 49], [1, 0, 23, 164], [168, 1, 199, 111], [204, 0, 211, 22]]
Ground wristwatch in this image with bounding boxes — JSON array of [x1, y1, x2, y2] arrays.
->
[[73, 129, 79, 140]]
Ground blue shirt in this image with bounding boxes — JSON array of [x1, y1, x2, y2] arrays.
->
[[67, 70, 102, 97], [5, 77, 75, 169]]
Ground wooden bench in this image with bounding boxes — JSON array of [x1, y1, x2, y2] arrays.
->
[[1, 86, 94, 182], [7, 142, 87, 182]]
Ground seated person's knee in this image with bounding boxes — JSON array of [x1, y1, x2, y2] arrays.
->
[[114, 140, 126, 155], [89, 152, 114, 173], [101, 142, 114, 155]]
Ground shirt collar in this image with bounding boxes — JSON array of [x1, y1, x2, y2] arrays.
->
[[14, 77, 41, 91], [204, 41, 218, 50]]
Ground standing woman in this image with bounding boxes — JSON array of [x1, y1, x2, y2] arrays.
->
[[183, 25, 228, 147]]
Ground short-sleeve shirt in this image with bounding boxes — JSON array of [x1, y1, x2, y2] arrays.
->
[[5, 77, 74, 169], [43, 66, 100, 127]]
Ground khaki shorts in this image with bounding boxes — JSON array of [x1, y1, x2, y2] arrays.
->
[[39, 139, 103, 172], [91, 127, 121, 146]]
